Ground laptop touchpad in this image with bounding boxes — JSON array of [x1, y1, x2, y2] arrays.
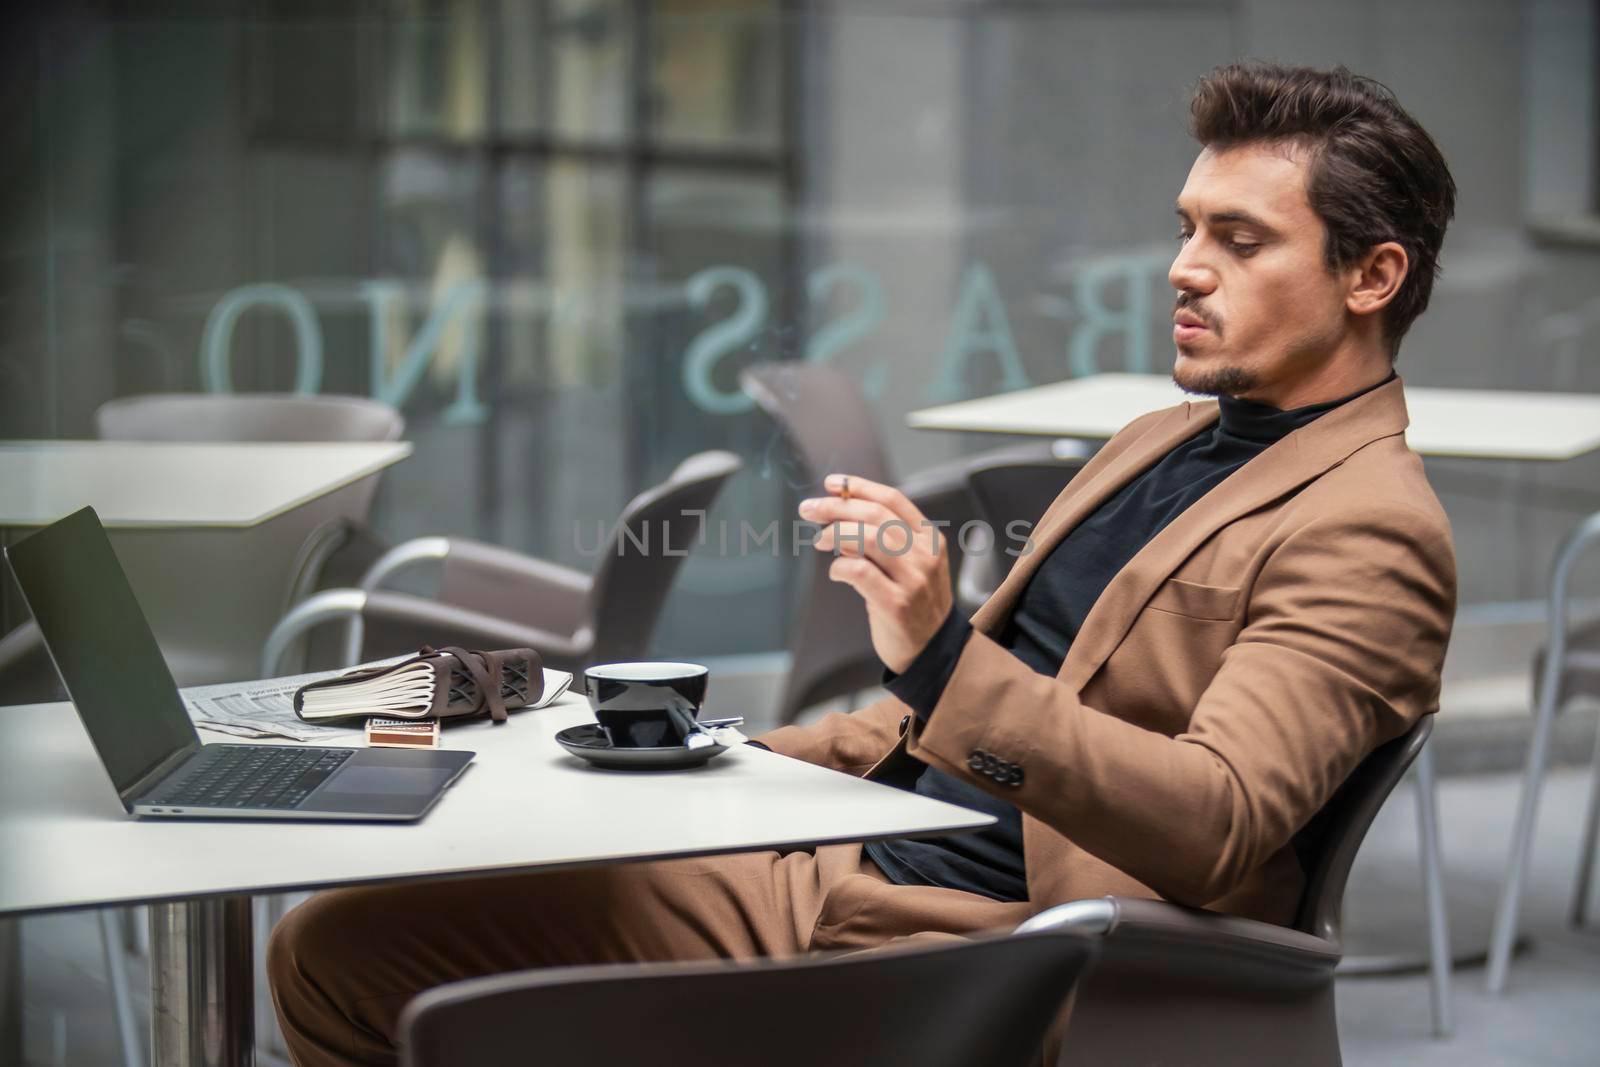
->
[[322, 766, 455, 796]]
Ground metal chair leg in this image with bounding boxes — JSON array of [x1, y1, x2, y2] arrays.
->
[[119, 906, 146, 956], [1487, 661, 1560, 994], [1487, 511, 1600, 994], [1413, 743, 1453, 1038], [97, 910, 143, 1067], [1571, 725, 1600, 928]]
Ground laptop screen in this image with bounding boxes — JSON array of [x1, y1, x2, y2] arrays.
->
[[5, 506, 200, 805]]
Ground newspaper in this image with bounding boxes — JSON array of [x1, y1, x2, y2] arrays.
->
[[181, 656, 576, 743], [181, 656, 411, 742]]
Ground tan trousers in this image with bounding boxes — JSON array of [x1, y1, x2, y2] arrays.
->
[[267, 843, 1031, 1067]]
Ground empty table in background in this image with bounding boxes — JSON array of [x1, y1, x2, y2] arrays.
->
[[0, 440, 412, 687], [907, 372, 1600, 460]]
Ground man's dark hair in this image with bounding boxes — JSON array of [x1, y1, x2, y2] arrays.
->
[[1189, 62, 1456, 356]]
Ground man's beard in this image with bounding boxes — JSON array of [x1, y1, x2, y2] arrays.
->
[[1173, 362, 1259, 398], [1170, 294, 1255, 397]]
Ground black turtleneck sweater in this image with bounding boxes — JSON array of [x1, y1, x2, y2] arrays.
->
[[865, 375, 1394, 902]]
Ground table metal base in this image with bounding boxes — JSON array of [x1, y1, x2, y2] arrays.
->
[[151, 896, 254, 1067]]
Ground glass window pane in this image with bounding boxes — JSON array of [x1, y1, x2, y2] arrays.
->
[[386, 0, 489, 139], [498, 159, 628, 393], [642, 168, 791, 653], [246, 17, 373, 140], [647, 168, 786, 277], [550, 0, 633, 143], [493, 0, 545, 135], [651, 0, 783, 151], [368, 149, 491, 540], [494, 160, 639, 563]]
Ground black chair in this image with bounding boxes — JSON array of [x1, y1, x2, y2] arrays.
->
[[740, 362, 1064, 725], [399, 928, 1097, 1067], [1020, 716, 1436, 1064], [956, 447, 1090, 606], [261, 451, 742, 676]]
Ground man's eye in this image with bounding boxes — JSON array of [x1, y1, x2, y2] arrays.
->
[[1229, 241, 1259, 256], [1175, 230, 1192, 243]]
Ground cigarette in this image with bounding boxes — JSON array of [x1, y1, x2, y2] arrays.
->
[[841, 476, 851, 502]]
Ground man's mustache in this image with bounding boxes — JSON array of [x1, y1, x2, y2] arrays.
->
[[1174, 294, 1221, 333]]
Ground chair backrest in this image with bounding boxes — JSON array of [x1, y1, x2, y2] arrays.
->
[[739, 362, 895, 488], [584, 450, 742, 668], [95, 392, 404, 444], [965, 454, 1089, 581], [1022, 722, 1431, 1067], [399, 929, 1096, 1067], [741, 363, 894, 721], [967, 457, 1087, 532], [1292, 715, 1433, 943]]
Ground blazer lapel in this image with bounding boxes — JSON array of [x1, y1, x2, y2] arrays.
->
[[969, 401, 1220, 637], [1055, 375, 1414, 690]]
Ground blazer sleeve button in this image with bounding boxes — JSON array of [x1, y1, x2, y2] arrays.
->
[[1007, 766, 1025, 787], [967, 752, 986, 772]]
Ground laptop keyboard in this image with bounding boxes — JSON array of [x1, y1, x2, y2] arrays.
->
[[145, 745, 355, 810]]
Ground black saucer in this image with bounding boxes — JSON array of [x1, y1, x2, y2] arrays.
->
[[554, 724, 727, 770]]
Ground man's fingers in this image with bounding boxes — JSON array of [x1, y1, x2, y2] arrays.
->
[[799, 497, 896, 529], [813, 521, 918, 578], [828, 554, 899, 606], [823, 473, 925, 529], [801, 496, 947, 556]]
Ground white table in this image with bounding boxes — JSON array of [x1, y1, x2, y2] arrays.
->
[[907, 372, 1600, 460], [0, 692, 992, 1064], [0, 441, 412, 686], [0, 440, 413, 528]]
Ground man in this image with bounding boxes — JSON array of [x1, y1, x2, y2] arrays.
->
[[269, 62, 1457, 1066]]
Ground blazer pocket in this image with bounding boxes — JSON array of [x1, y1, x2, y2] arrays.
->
[[1146, 577, 1243, 622]]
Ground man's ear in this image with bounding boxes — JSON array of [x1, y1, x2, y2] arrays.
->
[[1347, 241, 1409, 318]]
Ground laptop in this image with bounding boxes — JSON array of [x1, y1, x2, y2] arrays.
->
[[5, 506, 474, 821]]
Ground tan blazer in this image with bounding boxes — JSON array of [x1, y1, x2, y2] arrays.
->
[[757, 375, 1456, 925]]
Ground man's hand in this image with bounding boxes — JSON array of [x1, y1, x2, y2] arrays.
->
[[800, 473, 953, 674]]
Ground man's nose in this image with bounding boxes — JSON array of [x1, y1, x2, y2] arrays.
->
[[1168, 240, 1216, 296]]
